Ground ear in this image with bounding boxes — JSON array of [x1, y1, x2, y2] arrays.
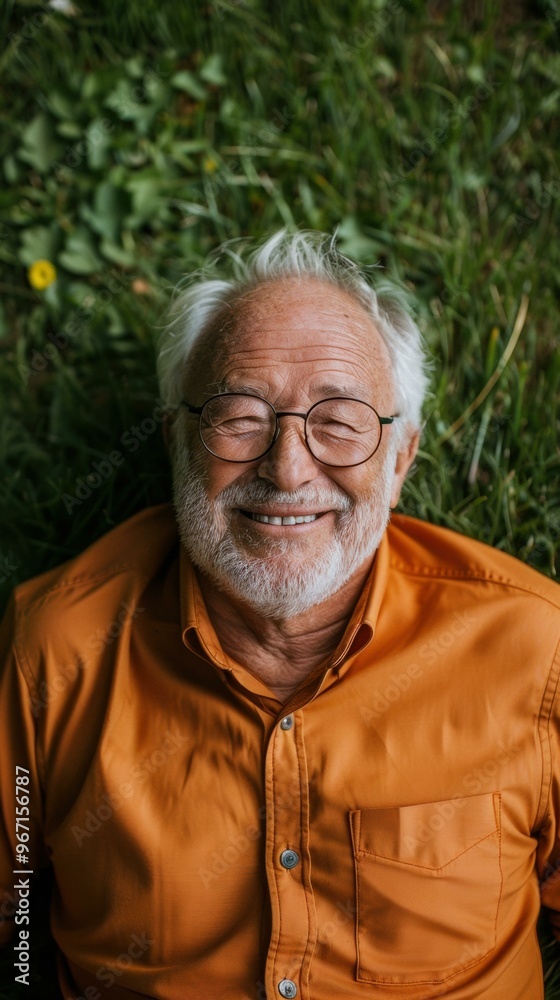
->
[[389, 428, 420, 508]]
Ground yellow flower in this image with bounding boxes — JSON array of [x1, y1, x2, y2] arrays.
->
[[202, 156, 218, 173], [28, 259, 57, 291]]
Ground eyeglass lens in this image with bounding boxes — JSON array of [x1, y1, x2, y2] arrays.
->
[[200, 395, 381, 465]]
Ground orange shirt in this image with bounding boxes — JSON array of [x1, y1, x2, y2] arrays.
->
[[1, 503, 560, 1000]]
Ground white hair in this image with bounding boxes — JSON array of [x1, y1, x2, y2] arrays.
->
[[157, 230, 430, 437]]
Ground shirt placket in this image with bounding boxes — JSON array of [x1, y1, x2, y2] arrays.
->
[[264, 709, 316, 1000]]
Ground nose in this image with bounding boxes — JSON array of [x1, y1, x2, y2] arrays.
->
[[256, 414, 320, 491]]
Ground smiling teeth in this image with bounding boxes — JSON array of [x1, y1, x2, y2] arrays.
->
[[249, 513, 319, 525]]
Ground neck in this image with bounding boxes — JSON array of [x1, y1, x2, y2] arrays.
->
[[195, 557, 374, 702]]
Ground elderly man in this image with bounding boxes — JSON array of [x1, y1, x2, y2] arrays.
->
[[1, 230, 559, 1000]]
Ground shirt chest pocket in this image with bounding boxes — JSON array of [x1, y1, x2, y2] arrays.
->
[[349, 793, 502, 991]]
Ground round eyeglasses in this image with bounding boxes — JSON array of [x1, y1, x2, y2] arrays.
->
[[181, 394, 398, 468]]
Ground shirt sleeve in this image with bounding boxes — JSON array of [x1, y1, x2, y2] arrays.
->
[[0, 593, 47, 946], [536, 638, 560, 939]]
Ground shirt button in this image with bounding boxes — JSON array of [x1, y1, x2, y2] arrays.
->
[[278, 980, 298, 998], [280, 849, 300, 869], [280, 715, 294, 730]]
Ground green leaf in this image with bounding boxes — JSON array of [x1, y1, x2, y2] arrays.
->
[[99, 240, 137, 266], [48, 91, 79, 120], [125, 177, 163, 225], [84, 118, 115, 171], [18, 114, 63, 173], [170, 71, 207, 100], [466, 65, 487, 85], [3, 155, 20, 184], [461, 171, 488, 191], [105, 303, 127, 334], [104, 81, 145, 122], [125, 54, 146, 79], [82, 71, 105, 101], [335, 216, 379, 259], [80, 182, 129, 243], [67, 281, 97, 306], [372, 56, 397, 80], [58, 230, 103, 274], [19, 226, 62, 267], [56, 121, 83, 139], [43, 280, 64, 314], [200, 54, 227, 86]]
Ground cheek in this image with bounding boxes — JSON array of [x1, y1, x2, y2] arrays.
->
[[204, 458, 253, 503], [326, 466, 379, 502], [171, 424, 219, 492]]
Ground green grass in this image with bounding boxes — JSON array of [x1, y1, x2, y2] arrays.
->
[[0, 0, 559, 993]]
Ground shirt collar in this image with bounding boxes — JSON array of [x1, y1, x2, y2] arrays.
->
[[328, 526, 390, 676]]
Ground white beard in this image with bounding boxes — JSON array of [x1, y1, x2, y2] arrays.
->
[[171, 434, 395, 620]]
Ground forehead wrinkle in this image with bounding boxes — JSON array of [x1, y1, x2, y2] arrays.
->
[[217, 353, 377, 383], [214, 340, 387, 379], [212, 346, 392, 400], [227, 276, 377, 334], [195, 277, 396, 406]]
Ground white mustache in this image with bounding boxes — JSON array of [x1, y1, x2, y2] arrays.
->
[[215, 482, 353, 512]]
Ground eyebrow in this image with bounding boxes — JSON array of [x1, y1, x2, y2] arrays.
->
[[210, 381, 270, 397], [312, 381, 372, 400]]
